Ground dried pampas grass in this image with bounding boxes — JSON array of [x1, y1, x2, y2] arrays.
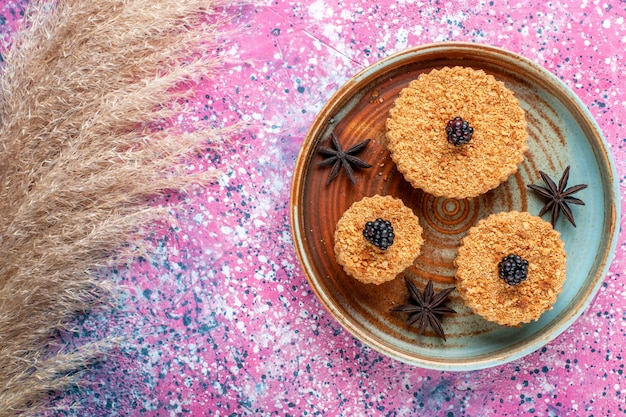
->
[[0, 0, 231, 415]]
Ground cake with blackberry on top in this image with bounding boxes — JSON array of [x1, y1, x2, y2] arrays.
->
[[334, 195, 424, 285], [386, 66, 528, 199], [454, 211, 567, 326]]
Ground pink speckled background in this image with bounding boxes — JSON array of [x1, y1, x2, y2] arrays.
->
[[2, 0, 625, 416]]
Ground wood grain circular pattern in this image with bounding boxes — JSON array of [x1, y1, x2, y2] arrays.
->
[[290, 43, 620, 370]]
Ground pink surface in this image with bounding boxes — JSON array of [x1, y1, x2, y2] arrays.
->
[[2, 0, 626, 415]]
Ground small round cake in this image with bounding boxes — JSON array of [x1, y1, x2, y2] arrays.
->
[[334, 195, 424, 285], [454, 211, 566, 326], [386, 66, 528, 199]]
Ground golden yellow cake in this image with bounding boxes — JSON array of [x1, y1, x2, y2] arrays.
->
[[454, 211, 566, 326], [334, 195, 424, 285], [386, 66, 528, 199]]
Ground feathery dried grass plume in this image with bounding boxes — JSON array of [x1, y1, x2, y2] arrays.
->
[[0, 0, 232, 414]]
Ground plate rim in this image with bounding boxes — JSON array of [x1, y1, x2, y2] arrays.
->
[[289, 41, 621, 371]]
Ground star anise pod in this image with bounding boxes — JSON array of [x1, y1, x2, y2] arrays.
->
[[390, 279, 456, 341], [527, 166, 587, 227], [317, 133, 372, 185]]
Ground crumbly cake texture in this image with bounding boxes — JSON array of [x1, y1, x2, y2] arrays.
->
[[334, 195, 424, 285], [455, 211, 566, 326], [386, 66, 529, 199]]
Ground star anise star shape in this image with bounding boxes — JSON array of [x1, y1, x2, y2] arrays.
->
[[390, 279, 456, 341], [317, 133, 372, 185], [527, 166, 587, 227]]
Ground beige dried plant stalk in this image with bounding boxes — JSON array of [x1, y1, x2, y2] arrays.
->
[[0, 0, 231, 415]]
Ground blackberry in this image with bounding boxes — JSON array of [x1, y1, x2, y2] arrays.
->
[[446, 116, 474, 146], [498, 254, 529, 286], [363, 218, 394, 250]]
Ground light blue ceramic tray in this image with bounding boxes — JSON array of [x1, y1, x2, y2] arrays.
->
[[290, 42, 620, 370]]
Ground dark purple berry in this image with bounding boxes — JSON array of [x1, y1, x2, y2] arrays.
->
[[363, 218, 395, 250], [498, 254, 529, 286], [446, 116, 474, 146]]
